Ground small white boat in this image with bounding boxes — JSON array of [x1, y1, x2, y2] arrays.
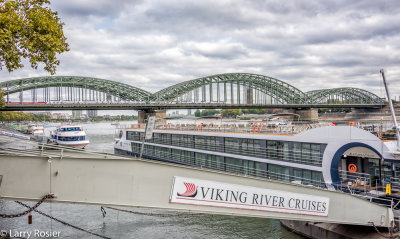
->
[[49, 125, 89, 148], [25, 124, 44, 135]]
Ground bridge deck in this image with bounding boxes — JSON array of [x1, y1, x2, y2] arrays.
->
[[2, 102, 384, 111], [0, 148, 394, 227]]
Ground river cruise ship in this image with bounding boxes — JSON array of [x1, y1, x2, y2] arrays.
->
[[114, 124, 400, 203], [50, 125, 89, 148]]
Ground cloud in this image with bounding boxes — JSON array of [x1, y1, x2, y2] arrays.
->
[[1, 0, 400, 100]]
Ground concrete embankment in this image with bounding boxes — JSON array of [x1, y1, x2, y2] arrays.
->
[[280, 220, 399, 239], [319, 106, 400, 122]]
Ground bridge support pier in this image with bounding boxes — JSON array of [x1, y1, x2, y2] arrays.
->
[[138, 110, 166, 124], [295, 108, 318, 121]]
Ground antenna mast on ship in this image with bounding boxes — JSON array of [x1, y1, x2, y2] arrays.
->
[[380, 69, 400, 151]]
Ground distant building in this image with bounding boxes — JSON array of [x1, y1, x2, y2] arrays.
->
[[50, 113, 70, 119], [72, 110, 82, 119], [187, 109, 192, 115], [87, 110, 98, 117]]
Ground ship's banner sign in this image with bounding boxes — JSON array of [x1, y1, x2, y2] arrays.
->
[[170, 176, 329, 217]]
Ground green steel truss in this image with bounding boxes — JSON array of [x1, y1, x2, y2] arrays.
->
[[0, 76, 152, 101], [0, 74, 384, 105], [306, 88, 383, 104], [151, 73, 308, 103]]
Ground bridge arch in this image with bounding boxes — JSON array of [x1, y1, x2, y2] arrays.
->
[[0, 76, 152, 102], [306, 88, 383, 104], [151, 73, 308, 104]]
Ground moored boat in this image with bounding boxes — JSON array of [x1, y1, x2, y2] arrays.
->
[[114, 123, 400, 204], [50, 125, 89, 148], [25, 124, 44, 135]]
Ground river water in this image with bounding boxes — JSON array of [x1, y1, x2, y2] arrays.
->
[[0, 122, 303, 239]]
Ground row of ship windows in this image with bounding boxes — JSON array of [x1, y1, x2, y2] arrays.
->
[[55, 136, 85, 141], [129, 143, 323, 186], [126, 132, 325, 166], [59, 127, 82, 132]]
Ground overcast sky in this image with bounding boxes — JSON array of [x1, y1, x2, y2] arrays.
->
[[1, 0, 400, 98]]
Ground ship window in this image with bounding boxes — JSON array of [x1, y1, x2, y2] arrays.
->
[[172, 149, 191, 164], [293, 168, 303, 181], [194, 153, 222, 170], [208, 155, 223, 170], [282, 142, 290, 161], [154, 146, 167, 158], [153, 133, 161, 143], [312, 171, 322, 183], [276, 142, 284, 159], [254, 140, 261, 156], [225, 157, 241, 173], [311, 144, 321, 164], [243, 160, 263, 177], [224, 138, 239, 153], [126, 131, 140, 141], [268, 164, 290, 181], [171, 134, 181, 146], [195, 136, 206, 149], [131, 143, 140, 153], [241, 139, 261, 157], [144, 145, 153, 156], [302, 143, 311, 163], [183, 135, 192, 147], [267, 141, 277, 158], [292, 143, 301, 162], [268, 164, 281, 180], [195, 152, 207, 167], [303, 170, 312, 184], [161, 134, 169, 144]]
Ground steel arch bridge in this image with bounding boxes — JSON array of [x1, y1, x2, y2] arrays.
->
[[151, 73, 308, 104], [0, 73, 384, 109], [306, 88, 383, 104], [0, 76, 152, 102]]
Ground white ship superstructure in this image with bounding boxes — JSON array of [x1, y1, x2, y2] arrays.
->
[[50, 125, 89, 148]]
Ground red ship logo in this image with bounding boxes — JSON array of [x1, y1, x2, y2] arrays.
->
[[177, 182, 198, 197]]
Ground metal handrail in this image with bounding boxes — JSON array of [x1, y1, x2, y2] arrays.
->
[[133, 138, 323, 166], [141, 147, 326, 188]]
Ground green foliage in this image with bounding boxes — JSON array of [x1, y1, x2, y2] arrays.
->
[[241, 109, 270, 114], [0, 89, 4, 108], [0, 111, 35, 121], [33, 113, 51, 121], [194, 109, 220, 117], [220, 109, 242, 117], [0, 0, 69, 74], [90, 115, 138, 121], [200, 109, 219, 117]]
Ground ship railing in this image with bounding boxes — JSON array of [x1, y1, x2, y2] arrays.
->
[[146, 147, 326, 189], [0, 139, 398, 208], [150, 122, 334, 135], [390, 177, 400, 191], [146, 138, 323, 166], [0, 140, 115, 160], [339, 170, 371, 191]]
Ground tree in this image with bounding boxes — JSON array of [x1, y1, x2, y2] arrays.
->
[[0, 88, 4, 108], [0, 0, 69, 74], [221, 109, 242, 118]]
